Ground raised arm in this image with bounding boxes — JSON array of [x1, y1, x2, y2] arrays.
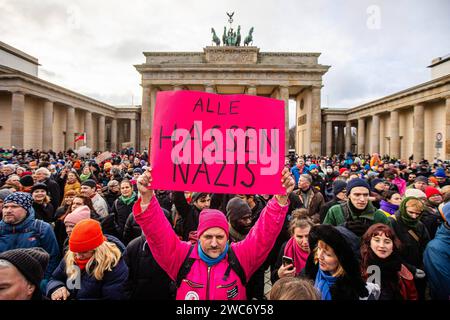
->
[[233, 168, 294, 281], [133, 168, 190, 280]]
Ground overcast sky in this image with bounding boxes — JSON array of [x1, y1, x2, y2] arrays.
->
[[1, 0, 449, 127]]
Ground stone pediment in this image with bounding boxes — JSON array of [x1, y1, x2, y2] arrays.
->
[[204, 46, 259, 64]]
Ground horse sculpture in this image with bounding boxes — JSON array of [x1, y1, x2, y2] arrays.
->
[[244, 27, 254, 46], [211, 28, 220, 46]]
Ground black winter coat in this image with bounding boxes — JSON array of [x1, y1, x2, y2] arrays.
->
[[173, 191, 202, 241], [123, 235, 175, 300], [111, 197, 137, 241], [43, 177, 62, 210], [32, 202, 55, 223], [389, 214, 430, 272]]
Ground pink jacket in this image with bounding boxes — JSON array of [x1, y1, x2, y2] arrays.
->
[[393, 177, 407, 196], [133, 196, 288, 300]]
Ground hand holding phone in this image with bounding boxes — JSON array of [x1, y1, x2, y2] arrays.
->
[[282, 256, 294, 270]]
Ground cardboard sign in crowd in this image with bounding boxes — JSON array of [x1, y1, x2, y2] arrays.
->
[[150, 91, 285, 195]]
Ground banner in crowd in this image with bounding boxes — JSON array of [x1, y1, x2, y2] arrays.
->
[[95, 151, 113, 164], [150, 90, 285, 194]]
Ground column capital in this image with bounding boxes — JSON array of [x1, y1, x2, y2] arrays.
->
[[172, 84, 184, 91]]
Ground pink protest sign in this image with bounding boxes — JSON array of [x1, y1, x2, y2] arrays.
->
[[150, 90, 285, 195]]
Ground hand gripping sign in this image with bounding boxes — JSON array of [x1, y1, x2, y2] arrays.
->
[[150, 91, 285, 195]]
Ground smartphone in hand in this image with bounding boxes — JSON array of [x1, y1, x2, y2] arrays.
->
[[282, 256, 294, 270]]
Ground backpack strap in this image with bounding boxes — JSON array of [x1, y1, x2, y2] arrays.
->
[[224, 246, 247, 286], [176, 244, 247, 287], [31, 219, 44, 245], [340, 202, 352, 221], [176, 244, 196, 287]]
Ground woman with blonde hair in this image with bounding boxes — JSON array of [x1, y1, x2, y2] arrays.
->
[[31, 183, 54, 222], [46, 219, 128, 300], [303, 224, 380, 300]]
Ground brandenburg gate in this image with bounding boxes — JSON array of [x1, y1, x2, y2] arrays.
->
[[135, 18, 330, 155]]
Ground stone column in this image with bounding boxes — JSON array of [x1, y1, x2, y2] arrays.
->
[[11, 91, 25, 149], [310, 86, 322, 155], [246, 85, 257, 95], [111, 118, 118, 151], [279, 86, 290, 152], [357, 118, 365, 155], [140, 85, 156, 152], [98, 115, 105, 151], [66, 106, 75, 150], [345, 121, 352, 153], [371, 114, 380, 154], [337, 124, 345, 154], [42, 99, 54, 151], [84, 111, 93, 149], [414, 104, 425, 161], [205, 84, 215, 93], [445, 96, 450, 160], [172, 85, 183, 91], [390, 110, 400, 159], [130, 118, 136, 149], [326, 121, 333, 156]]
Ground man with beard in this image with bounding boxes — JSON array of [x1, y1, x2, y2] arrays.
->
[[226, 197, 265, 300], [308, 164, 326, 197], [289, 174, 325, 224]]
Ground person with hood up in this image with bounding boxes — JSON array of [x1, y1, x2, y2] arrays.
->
[[303, 224, 380, 300], [389, 197, 430, 299]]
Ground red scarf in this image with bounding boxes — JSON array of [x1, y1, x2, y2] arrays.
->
[[74, 257, 91, 271], [284, 237, 309, 275]]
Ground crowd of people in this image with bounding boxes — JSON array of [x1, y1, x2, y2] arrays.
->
[[0, 148, 449, 301]]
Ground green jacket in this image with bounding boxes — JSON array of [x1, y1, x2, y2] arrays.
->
[[323, 200, 390, 226]]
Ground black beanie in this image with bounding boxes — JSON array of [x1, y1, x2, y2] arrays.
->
[[19, 175, 34, 187], [0, 247, 49, 287], [31, 183, 48, 194], [226, 197, 252, 224], [81, 179, 97, 188], [346, 178, 370, 196], [332, 180, 347, 196], [370, 178, 384, 191]]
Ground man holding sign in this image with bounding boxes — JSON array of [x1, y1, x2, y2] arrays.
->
[[150, 91, 285, 195], [133, 166, 294, 300]]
